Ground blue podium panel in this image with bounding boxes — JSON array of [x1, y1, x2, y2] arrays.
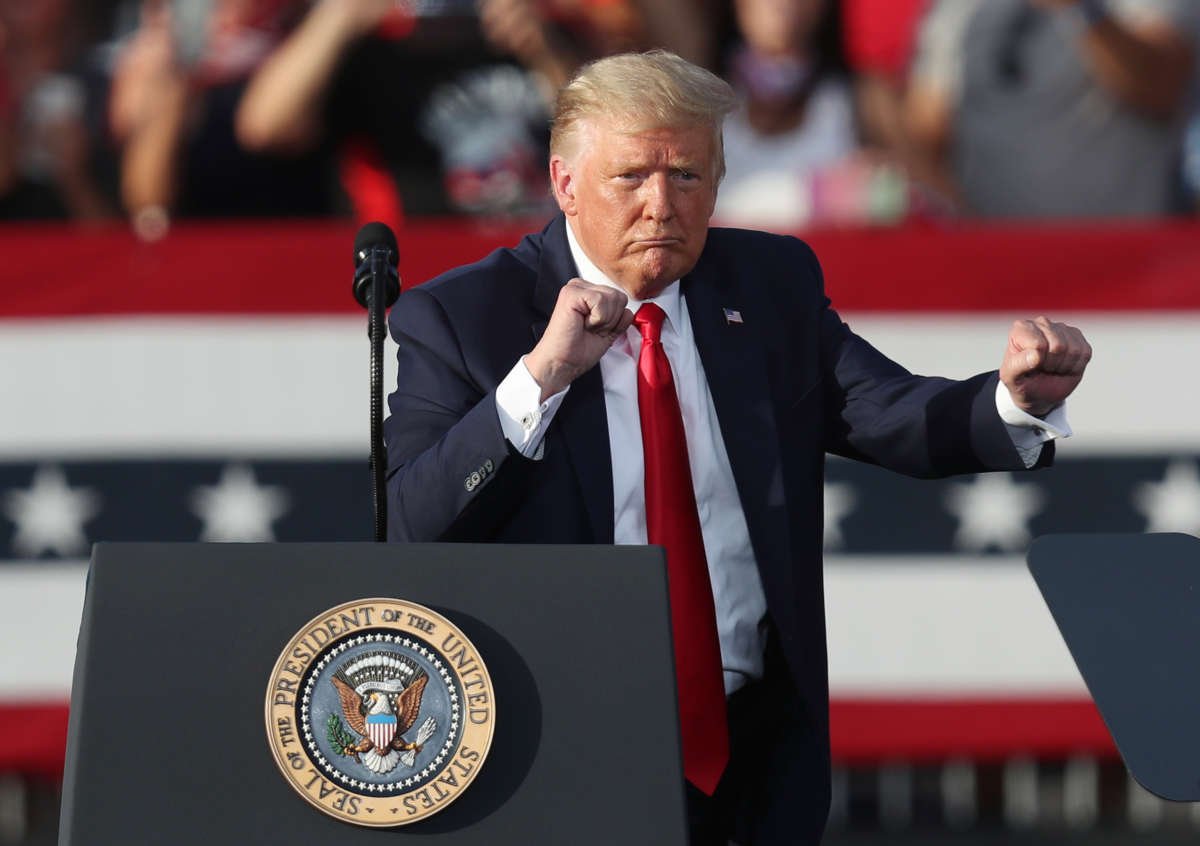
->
[[1029, 532, 1200, 801]]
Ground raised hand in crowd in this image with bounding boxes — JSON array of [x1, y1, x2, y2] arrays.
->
[[109, 0, 188, 235], [111, 0, 332, 235], [479, 0, 717, 100], [1030, 0, 1194, 119], [236, 0, 395, 154], [479, 0, 579, 92]]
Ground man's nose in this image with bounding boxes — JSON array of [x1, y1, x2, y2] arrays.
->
[[641, 173, 675, 220]]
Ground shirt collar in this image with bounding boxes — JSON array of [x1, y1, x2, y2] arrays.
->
[[564, 218, 684, 335]]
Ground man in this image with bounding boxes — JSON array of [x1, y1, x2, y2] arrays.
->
[[906, 0, 1197, 217], [384, 51, 1091, 844]]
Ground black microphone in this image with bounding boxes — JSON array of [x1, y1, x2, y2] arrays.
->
[[352, 221, 401, 542], [352, 221, 401, 308]]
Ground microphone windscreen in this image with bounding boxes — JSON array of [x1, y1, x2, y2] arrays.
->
[[354, 222, 399, 267]]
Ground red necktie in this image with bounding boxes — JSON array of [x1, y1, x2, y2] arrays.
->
[[634, 302, 729, 796]]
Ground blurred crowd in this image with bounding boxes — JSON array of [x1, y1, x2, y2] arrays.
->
[[1, 0, 1197, 236]]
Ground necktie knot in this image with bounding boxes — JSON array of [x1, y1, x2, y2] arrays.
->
[[634, 302, 666, 344]]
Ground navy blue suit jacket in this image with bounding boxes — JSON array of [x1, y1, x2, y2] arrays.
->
[[384, 214, 1046, 839]]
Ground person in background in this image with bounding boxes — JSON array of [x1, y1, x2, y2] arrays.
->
[[236, 0, 556, 223], [110, 0, 326, 239], [481, 0, 648, 94], [0, 0, 113, 220], [712, 0, 912, 231], [906, 0, 1198, 218], [1183, 101, 1200, 210], [236, 0, 716, 225], [839, 0, 931, 186]]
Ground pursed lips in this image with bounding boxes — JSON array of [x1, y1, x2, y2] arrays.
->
[[631, 236, 683, 248]]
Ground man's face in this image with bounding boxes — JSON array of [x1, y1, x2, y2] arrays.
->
[[734, 0, 826, 57], [550, 119, 719, 300]]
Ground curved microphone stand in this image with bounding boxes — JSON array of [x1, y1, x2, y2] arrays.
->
[[352, 222, 401, 542]]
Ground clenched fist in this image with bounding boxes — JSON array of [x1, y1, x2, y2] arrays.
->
[[1000, 316, 1092, 417], [525, 278, 635, 400]]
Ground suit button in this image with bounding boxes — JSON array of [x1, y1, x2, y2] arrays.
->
[[484, 459, 494, 473], [470, 471, 482, 487], [464, 476, 476, 492]]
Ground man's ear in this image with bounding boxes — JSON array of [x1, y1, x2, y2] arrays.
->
[[549, 155, 577, 216]]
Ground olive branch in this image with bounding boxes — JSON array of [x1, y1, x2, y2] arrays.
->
[[326, 714, 357, 754]]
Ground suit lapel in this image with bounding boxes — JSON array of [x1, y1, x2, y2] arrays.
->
[[531, 216, 615, 544], [683, 256, 793, 590]]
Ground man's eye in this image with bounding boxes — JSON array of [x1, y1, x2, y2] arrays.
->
[[673, 170, 699, 182]]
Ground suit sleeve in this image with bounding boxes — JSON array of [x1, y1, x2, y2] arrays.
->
[[383, 287, 538, 541], [800, 247, 1052, 477]]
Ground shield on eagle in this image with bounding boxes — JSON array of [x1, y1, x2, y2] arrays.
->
[[328, 650, 435, 775], [366, 713, 397, 750]]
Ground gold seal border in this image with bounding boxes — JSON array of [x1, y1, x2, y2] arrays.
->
[[265, 597, 496, 828]]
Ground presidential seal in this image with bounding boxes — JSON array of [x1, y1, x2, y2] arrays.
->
[[265, 598, 495, 826]]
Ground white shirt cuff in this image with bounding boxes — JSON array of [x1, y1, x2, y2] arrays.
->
[[995, 380, 1073, 468], [495, 356, 568, 459]]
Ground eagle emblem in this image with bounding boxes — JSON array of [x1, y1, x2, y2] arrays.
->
[[268, 598, 496, 826], [328, 651, 438, 774]]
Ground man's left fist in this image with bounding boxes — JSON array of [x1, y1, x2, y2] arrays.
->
[[1000, 316, 1092, 417]]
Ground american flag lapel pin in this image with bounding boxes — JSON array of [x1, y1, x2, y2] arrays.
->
[[723, 308, 744, 325]]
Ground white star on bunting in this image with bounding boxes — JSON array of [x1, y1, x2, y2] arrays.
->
[[1, 465, 101, 558], [944, 472, 1045, 553], [190, 464, 290, 541], [1132, 459, 1200, 535]]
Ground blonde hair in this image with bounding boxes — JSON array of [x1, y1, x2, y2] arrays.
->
[[550, 50, 737, 180]]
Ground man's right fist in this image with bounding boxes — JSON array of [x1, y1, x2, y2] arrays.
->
[[524, 278, 634, 401]]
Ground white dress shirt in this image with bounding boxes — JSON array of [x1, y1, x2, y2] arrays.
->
[[495, 221, 1071, 694]]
